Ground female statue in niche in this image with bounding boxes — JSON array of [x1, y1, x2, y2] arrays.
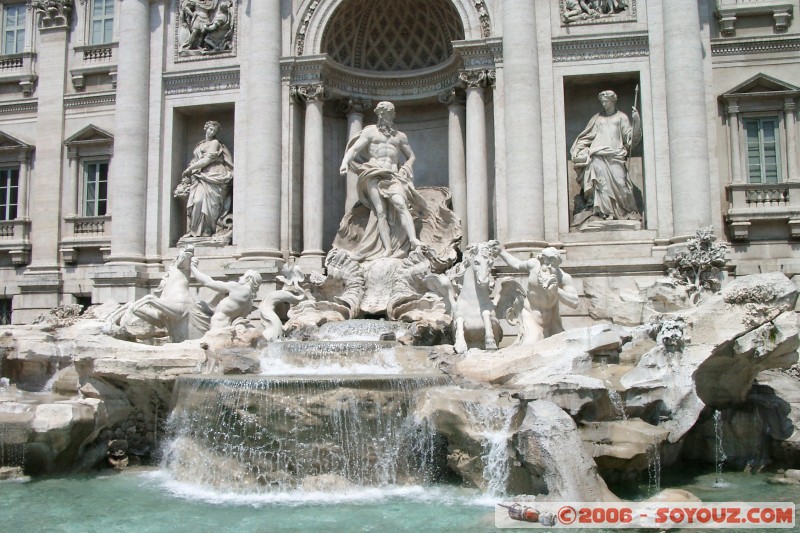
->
[[174, 120, 234, 240], [570, 89, 642, 229]]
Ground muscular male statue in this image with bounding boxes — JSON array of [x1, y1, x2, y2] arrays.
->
[[339, 101, 426, 259]]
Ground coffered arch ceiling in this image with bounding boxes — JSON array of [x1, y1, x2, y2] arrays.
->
[[319, 0, 466, 71]]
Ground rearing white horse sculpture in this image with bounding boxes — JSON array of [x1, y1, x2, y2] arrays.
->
[[426, 241, 503, 354], [104, 246, 211, 343]]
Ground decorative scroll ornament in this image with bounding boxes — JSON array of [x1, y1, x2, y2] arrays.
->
[[28, 0, 73, 28], [337, 97, 373, 115], [474, 0, 491, 37], [296, 84, 328, 103], [459, 69, 489, 89]]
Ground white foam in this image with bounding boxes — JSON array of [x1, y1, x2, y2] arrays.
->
[[260, 348, 403, 375], [142, 470, 495, 508]]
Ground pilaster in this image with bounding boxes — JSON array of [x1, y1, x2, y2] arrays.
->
[[502, 0, 545, 250], [107, 0, 150, 263], [663, 0, 712, 240]]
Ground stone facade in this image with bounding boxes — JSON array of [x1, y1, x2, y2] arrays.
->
[[0, 0, 797, 324]]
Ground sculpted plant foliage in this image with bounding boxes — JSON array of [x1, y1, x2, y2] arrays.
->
[[669, 227, 728, 297]]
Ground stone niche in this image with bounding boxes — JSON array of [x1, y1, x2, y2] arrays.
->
[[563, 73, 645, 232], [169, 105, 235, 247], [320, 100, 453, 251]]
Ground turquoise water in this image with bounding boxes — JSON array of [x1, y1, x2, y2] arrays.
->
[[0, 470, 497, 533], [1, 468, 799, 532]]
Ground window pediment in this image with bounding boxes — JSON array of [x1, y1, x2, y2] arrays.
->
[[0, 130, 32, 160], [64, 124, 114, 157], [722, 73, 800, 100]]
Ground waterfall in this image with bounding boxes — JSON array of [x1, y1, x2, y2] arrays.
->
[[607, 390, 627, 421], [164, 374, 446, 493], [0, 421, 27, 469], [647, 442, 661, 495], [260, 341, 403, 375], [713, 410, 727, 487], [463, 401, 517, 497]]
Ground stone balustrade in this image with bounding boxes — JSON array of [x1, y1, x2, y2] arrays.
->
[[0, 219, 30, 264], [726, 182, 800, 239], [61, 215, 112, 263]]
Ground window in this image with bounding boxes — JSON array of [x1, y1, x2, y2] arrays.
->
[[0, 167, 18, 221], [0, 298, 11, 325], [90, 0, 114, 45], [2, 3, 25, 55], [745, 117, 782, 184], [83, 160, 108, 216]]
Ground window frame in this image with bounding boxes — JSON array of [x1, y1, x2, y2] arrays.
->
[[0, 165, 19, 221], [1, 2, 26, 55], [89, 0, 115, 46], [81, 158, 109, 217], [743, 114, 784, 185], [0, 297, 11, 325]]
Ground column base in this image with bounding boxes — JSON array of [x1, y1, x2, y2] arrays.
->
[[297, 251, 326, 272], [92, 264, 153, 304], [104, 254, 147, 264], [502, 240, 551, 252], [13, 270, 63, 324]]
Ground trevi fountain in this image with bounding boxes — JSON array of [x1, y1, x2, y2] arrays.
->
[[2, 99, 800, 531]]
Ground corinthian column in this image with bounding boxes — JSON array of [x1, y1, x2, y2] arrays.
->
[[240, 0, 282, 259], [460, 69, 490, 244], [340, 97, 372, 211], [663, 0, 712, 237], [503, 0, 544, 250], [439, 89, 467, 242], [298, 84, 327, 267], [108, 0, 150, 263]]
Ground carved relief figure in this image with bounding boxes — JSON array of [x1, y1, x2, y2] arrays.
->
[[179, 0, 234, 54], [191, 264, 262, 330], [339, 101, 427, 260], [174, 121, 234, 240], [495, 245, 580, 345], [570, 90, 642, 228], [562, 0, 629, 23]]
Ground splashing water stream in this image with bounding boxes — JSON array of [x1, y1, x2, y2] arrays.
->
[[713, 410, 728, 487], [463, 401, 517, 497]]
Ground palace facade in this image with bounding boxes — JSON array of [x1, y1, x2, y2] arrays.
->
[[0, 0, 798, 324]]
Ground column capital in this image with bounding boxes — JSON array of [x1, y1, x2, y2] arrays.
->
[[785, 97, 797, 112], [27, 0, 73, 29], [459, 69, 490, 90], [726, 99, 740, 115], [295, 84, 329, 104], [439, 87, 466, 107], [337, 97, 373, 116]]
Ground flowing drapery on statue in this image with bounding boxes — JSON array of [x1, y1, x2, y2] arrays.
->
[[570, 90, 642, 227], [174, 121, 234, 240], [342, 158, 428, 261], [337, 101, 458, 263]]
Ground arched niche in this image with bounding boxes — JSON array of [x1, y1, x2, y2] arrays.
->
[[296, 0, 486, 58]]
